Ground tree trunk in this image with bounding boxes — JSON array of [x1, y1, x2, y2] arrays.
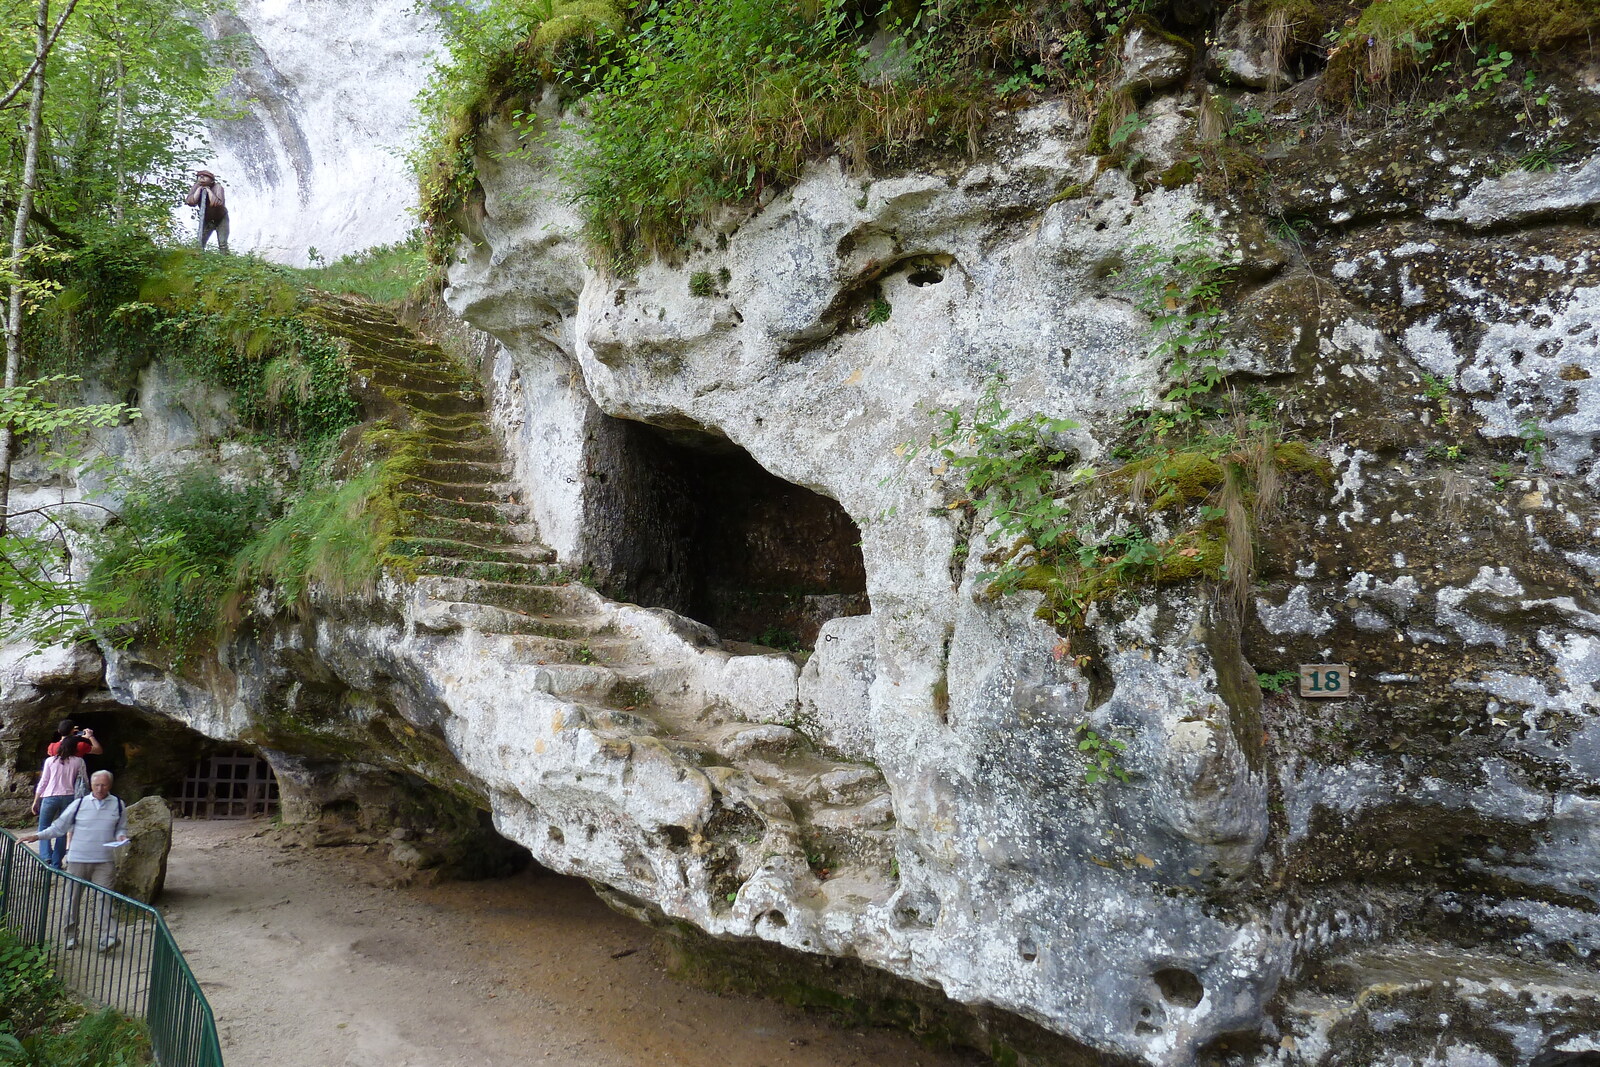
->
[[0, 0, 53, 536]]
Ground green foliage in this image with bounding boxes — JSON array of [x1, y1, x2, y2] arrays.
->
[[289, 234, 432, 305], [1518, 416, 1547, 468], [0, 0, 225, 239], [89, 466, 276, 667], [688, 270, 717, 297], [418, 0, 1158, 266], [0, 930, 62, 1037], [232, 425, 428, 612], [904, 374, 1079, 595], [864, 297, 892, 325], [1115, 213, 1235, 438], [410, 0, 621, 255], [0, 1009, 152, 1067], [1256, 668, 1298, 693], [755, 624, 802, 652], [1075, 723, 1130, 785], [90, 424, 429, 661]]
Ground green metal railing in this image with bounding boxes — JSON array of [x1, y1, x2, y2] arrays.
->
[[0, 828, 223, 1067]]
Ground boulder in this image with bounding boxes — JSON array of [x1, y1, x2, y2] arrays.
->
[[1116, 15, 1194, 95], [1207, 3, 1293, 90], [112, 795, 172, 904]]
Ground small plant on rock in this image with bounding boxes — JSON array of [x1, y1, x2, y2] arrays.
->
[[1075, 722, 1130, 785]]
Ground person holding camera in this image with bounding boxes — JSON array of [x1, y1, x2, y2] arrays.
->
[[31, 724, 92, 869], [47, 718, 102, 760], [185, 170, 229, 253]]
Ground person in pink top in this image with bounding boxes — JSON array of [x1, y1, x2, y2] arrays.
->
[[32, 726, 89, 869]]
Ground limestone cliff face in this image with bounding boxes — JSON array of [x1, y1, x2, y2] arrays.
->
[[195, 0, 438, 263], [6, 10, 1600, 1067], [436, 68, 1600, 1066]]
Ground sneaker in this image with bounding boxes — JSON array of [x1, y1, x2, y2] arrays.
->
[[98, 936, 119, 952], [64, 935, 78, 950]]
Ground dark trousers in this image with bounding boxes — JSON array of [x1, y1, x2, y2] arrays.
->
[[200, 214, 229, 253]]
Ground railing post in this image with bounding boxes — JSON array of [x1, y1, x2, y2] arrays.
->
[[0, 833, 13, 924]]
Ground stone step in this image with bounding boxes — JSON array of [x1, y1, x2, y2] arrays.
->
[[412, 601, 598, 639], [410, 556, 565, 584], [397, 478, 513, 504], [357, 367, 477, 396], [390, 537, 556, 565], [401, 514, 536, 548], [522, 663, 620, 702], [417, 577, 589, 617], [350, 348, 467, 376], [407, 411, 487, 434], [382, 387, 484, 417], [423, 440, 507, 463], [413, 459, 510, 483], [394, 494, 528, 525]]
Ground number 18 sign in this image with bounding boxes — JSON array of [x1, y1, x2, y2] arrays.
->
[[1299, 664, 1351, 698]]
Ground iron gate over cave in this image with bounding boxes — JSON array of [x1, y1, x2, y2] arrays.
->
[[177, 749, 278, 819]]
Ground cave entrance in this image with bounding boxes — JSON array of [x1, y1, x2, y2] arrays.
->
[[176, 748, 279, 819], [592, 418, 869, 649], [14, 704, 277, 814]]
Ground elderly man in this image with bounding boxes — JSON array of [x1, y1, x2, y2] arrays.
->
[[21, 770, 129, 951]]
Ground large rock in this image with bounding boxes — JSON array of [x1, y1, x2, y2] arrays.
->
[[113, 796, 172, 904]]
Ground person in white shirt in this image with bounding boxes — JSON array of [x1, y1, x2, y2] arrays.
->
[[21, 770, 130, 951]]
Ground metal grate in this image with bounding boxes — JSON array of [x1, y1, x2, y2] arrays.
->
[[177, 750, 278, 819]]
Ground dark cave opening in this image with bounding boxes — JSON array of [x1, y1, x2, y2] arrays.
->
[[588, 418, 869, 649], [13, 703, 244, 807]]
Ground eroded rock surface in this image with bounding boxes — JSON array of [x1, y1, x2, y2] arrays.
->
[[4, 20, 1600, 1067]]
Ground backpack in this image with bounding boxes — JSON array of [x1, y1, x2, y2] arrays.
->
[[68, 795, 124, 826]]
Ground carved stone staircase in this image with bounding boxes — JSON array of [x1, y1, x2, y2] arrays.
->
[[309, 296, 897, 886]]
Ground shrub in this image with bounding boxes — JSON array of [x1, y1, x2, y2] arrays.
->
[[0, 932, 63, 1038], [89, 466, 277, 667], [418, 0, 1155, 267], [231, 424, 428, 613]]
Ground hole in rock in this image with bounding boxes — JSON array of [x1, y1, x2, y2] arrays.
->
[[763, 910, 788, 928], [907, 265, 944, 286], [588, 417, 869, 649], [1533, 1054, 1600, 1067], [1152, 967, 1205, 1008]]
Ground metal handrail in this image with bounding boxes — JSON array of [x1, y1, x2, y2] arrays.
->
[[0, 827, 223, 1067]]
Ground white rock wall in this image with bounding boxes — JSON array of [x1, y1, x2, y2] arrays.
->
[[196, 0, 439, 264]]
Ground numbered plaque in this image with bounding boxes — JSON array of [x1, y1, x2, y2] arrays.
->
[[1300, 664, 1351, 698]]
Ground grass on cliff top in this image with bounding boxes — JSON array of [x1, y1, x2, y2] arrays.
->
[[289, 234, 431, 305], [416, 0, 1153, 269]]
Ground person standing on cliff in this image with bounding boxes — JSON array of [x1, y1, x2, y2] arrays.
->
[[185, 170, 229, 253]]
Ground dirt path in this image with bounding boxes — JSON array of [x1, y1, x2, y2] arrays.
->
[[160, 820, 981, 1067]]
